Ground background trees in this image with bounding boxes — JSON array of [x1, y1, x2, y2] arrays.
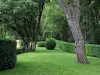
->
[[80, 0, 100, 44], [42, 1, 70, 41], [42, 0, 100, 44]]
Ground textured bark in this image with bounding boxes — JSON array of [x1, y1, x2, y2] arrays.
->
[[58, 0, 89, 64]]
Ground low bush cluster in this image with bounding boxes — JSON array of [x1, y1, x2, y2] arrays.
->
[[0, 39, 16, 70], [56, 40, 100, 57]]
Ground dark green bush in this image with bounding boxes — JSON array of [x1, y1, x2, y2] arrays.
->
[[56, 40, 100, 57], [0, 39, 16, 70], [16, 49, 23, 54], [38, 41, 46, 47], [46, 38, 56, 50]]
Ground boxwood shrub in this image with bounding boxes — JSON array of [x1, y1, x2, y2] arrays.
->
[[37, 41, 46, 47], [0, 39, 17, 70], [56, 40, 100, 57], [46, 38, 56, 50]]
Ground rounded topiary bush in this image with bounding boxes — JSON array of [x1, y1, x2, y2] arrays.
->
[[38, 41, 46, 47], [0, 39, 16, 71], [46, 38, 56, 50]]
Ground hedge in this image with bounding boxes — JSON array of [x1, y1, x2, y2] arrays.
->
[[56, 40, 100, 57], [0, 39, 17, 70]]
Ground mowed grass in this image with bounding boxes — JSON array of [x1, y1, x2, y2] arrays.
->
[[0, 47, 100, 75]]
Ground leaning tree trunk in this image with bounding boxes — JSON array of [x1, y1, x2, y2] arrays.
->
[[58, 0, 89, 64]]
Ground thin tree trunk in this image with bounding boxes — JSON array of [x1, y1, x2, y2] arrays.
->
[[58, 0, 89, 64], [31, 42, 36, 51], [24, 42, 28, 51], [27, 42, 31, 51], [23, 40, 30, 51]]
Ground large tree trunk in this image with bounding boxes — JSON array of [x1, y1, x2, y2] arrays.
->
[[58, 0, 89, 64]]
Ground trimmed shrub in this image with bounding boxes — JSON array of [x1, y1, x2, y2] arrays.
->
[[46, 38, 56, 50], [85, 44, 93, 56], [86, 44, 100, 57], [61, 42, 75, 53], [38, 41, 46, 47], [56, 40, 100, 57], [56, 40, 75, 53], [0, 39, 16, 70]]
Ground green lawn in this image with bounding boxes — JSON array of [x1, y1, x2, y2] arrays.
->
[[0, 47, 100, 75]]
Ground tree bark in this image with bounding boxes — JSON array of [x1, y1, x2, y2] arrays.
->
[[58, 0, 89, 64]]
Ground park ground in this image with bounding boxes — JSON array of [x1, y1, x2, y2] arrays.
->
[[0, 47, 100, 75]]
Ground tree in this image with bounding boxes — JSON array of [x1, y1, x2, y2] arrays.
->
[[58, 0, 89, 64], [0, 0, 46, 51]]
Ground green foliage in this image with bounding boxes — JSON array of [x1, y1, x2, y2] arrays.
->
[[46, 38, 56, 50], [56, 40, 100, 57], [42, 1, 68, 41], [80, 0, 100, 44], [0, 39, 16, 70], [0, 0, 45, 49], [38, 41, 46, 47]]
